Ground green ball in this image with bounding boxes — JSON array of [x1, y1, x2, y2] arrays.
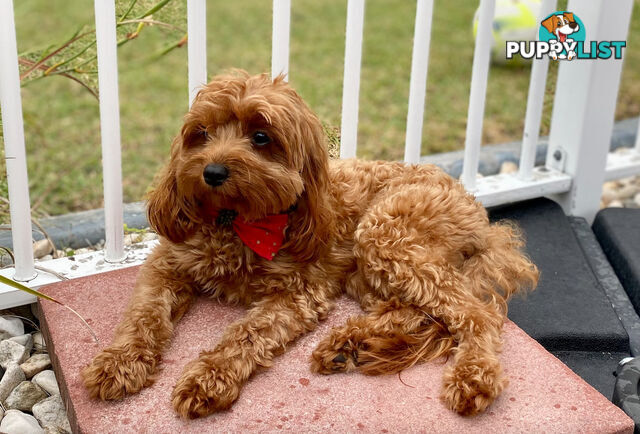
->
[[473, 0, 541, 65]]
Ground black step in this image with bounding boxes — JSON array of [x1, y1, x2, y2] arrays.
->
[[488, 198, 632, 398], [593, 208, 640, 315], [490, 198, 628, 353]]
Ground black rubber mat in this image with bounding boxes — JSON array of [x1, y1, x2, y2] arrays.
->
[[593, 208, 640, 315], [489, 198, 629, 353]]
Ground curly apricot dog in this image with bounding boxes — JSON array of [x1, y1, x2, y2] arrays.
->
[[82, 71, 538, 418]]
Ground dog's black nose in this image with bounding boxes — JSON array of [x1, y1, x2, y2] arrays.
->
[[569, 21, 578, 29], [203, 164, 229, 186]]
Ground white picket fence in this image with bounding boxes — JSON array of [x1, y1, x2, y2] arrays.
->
[[0, 0, 639, 309]]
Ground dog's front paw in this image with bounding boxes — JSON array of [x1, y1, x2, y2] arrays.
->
[[567, 51, 576, 60], [440, 358, 507, 416], [311, 332, 361, 374], [172, 359, 240, 419], [82, 346, 158, 400]]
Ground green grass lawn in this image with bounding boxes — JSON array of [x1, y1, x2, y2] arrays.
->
[[1, 0, 639, 222]]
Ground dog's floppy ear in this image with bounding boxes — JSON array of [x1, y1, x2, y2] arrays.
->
[[541, 16, 556, 33], [563, 12, 574, 22], [283, 107, 334, 262], [146, 139, 199, 243]]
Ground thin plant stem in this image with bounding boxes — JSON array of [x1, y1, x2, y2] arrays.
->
[[119, 0, 139, 22], [20, 31, 93, 80]]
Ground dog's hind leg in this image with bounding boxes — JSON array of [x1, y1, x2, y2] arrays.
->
[[311, 297, 454, 374], [315, 181, 535, 415], [82, 245, 195, 400]]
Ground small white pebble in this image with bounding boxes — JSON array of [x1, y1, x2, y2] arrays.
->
[[32, 239, 53, 259], [141, 232, 158, 242], [619, 176, 636, 186], [499, 161, 518, 174], [608, 200, 624, 208], [601, 189, 616, 205], [616, 185, 637, 200], [32, 332, 46, 351]]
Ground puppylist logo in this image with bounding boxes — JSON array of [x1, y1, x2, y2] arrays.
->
[[506, 11, 626, 61]]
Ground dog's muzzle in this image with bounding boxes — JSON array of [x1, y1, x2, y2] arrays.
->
[[203, 164, 229, 187]]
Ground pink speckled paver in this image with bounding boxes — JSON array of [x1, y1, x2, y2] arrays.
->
[[37, 267, 633, 434]]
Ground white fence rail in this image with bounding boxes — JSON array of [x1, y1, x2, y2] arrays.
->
[[339, 0, 365, 159], [403, 0, 434, 164], [94, 0, 125, 263], [187, 0, 207, 107], [519, 0, 556, 181], [0, 0, 35, 282], [461, 0, 495, 192], [0, 0, 638, 308]]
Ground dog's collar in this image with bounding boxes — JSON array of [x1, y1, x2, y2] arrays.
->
[[209, 208, 290, 260]]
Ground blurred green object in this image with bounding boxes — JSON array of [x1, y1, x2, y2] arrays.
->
[[473, 0, 541, 66]]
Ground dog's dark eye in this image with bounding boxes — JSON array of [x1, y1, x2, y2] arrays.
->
[[197, 128, 209, 141], [251, 131, 271, 147]]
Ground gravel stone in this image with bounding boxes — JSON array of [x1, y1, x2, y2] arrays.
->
[[33, 239, 53, 259], [499, 161, 518, 174], [20, 354, 52, 379], [9, 334, 34, 354], [44, 426, 71, 434], [32, 370, 60, 396], [32, 395, 71, 433], [0, 340, 30, 369], [5, 381, 48, 411], [0, 317, 25, 340], [608, 200, 624, 208], [0, 410, 45, 434], [141, 232, 158, 242], [601, 188, 617, 205], [32, 331, 46, 351], [0, 363, 26, 402], [601, 174, 640, 209], [616, 184, 637, 200]]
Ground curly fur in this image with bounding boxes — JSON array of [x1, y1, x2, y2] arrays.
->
[[82, 71, 539, 418]]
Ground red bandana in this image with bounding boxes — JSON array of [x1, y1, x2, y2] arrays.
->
[[211, 210, 288, 260]]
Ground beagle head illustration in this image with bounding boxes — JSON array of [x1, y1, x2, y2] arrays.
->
[[541, 12, 580, 43]]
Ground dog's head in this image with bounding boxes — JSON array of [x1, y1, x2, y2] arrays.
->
[[541, 12, 579, 43], [147, 71, 333, 261]]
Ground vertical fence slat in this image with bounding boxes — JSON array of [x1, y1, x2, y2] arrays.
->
[[518, 0, 556, 180], [403, 0, 434, 164], [187, 0, 207, 107], [94, 0, 125, 262], [272, 0, 291, 81], [461, 0, 495, 191], [546, 0, 633, 221], [0, 0, 36, 281], [339, 0, 365, 159], [635, 113, 640, 152]]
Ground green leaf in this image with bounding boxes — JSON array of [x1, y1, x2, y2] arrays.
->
[[0, 274, 61, 305]]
